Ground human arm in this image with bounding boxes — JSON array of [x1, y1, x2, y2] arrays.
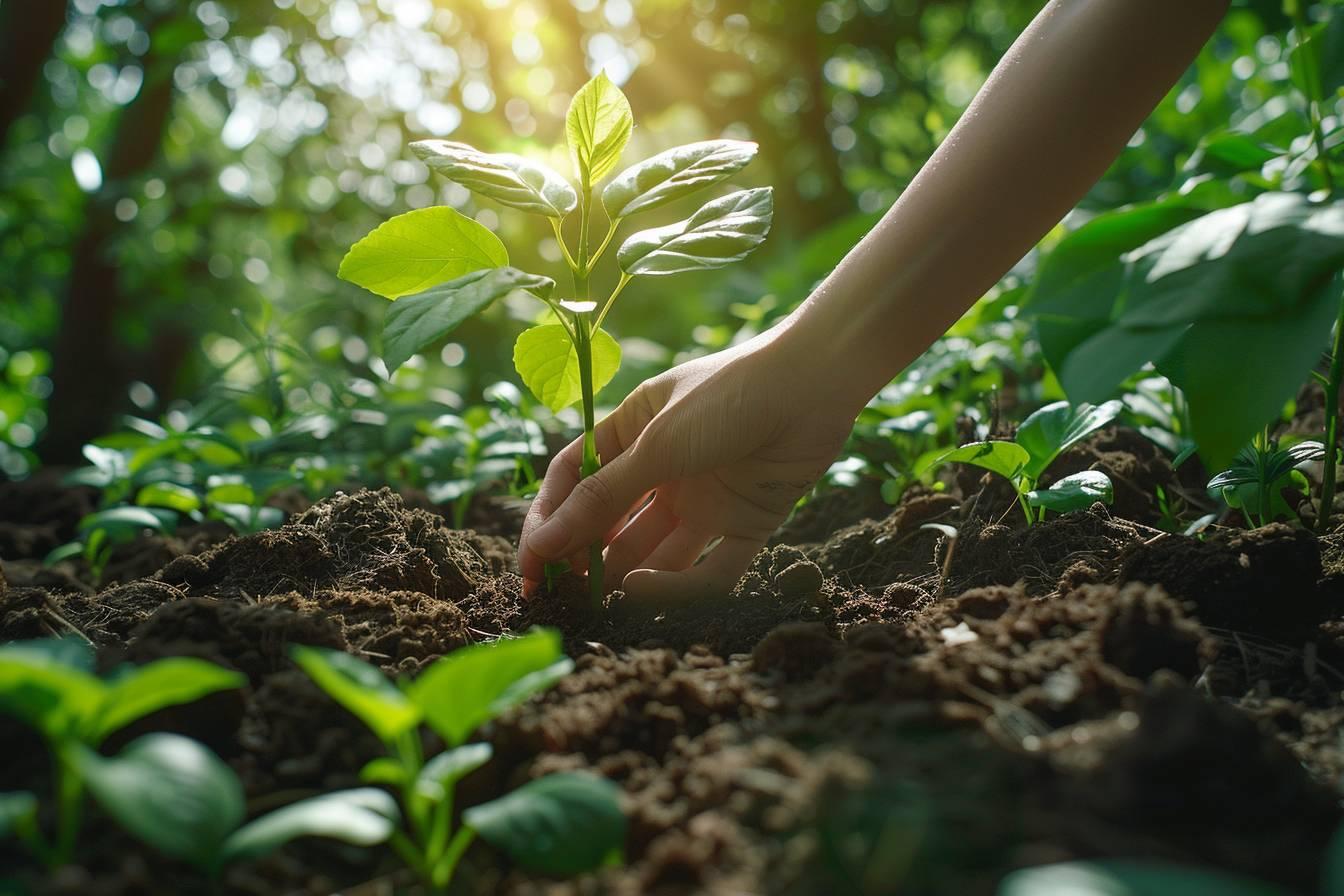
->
[[520, 0, 1231, 601]]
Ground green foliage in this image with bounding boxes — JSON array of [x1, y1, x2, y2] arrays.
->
[[602, 140, 759, 219], [77, 732, 398, 873], [565, 72, 634, 186], [513, 324, 622, 413], [0, 637, 244, 868], [412, 141, 578, 219], [925, 401, 1121, 524], [339, 207, 510, 300], [1207, 438, 1324, 526], [293, 629, 622, 892], [997, 859, 1293, 895], [616, 188, 775, 276]]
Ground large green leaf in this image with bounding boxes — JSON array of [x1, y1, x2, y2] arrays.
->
[[566, 71, 632, 184], [0, 644, 105, 739], [219, 788, 399, 866], [78, 734, 245, 868], [383, 268, 554, 372], [91, 658, 246, 744], [1015, 400, 1123, 480], [463, 772, 625, 875], [512, 324, 621, 413], [1027, 471, 1114, 514], [997, 860, 1293, 896], [411, 140, 577, 218], [929, 441, 1030, 485], [338, 207, 508, 300], [602, 140, 758, 219], [617, 187, 774, 276], [406, 629, 567, 747], [290, 646, 421, 745]]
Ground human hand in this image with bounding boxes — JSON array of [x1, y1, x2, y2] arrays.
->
[[518, 322, 863, 602]]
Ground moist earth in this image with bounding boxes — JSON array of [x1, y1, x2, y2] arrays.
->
[[1, 431, 1342, 895]]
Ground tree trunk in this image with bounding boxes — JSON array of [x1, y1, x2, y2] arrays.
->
[[0, 0, 68, 151]]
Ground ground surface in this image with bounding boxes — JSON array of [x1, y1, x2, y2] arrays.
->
[[1, 427, 1342, 894]]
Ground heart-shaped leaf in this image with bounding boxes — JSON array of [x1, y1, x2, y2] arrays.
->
[[617, 187, 773, 276], [602, 140, 758, 219], [1026, 470, 1114, 514], [290, 646, 421, 746], [338, 207, 508, 300], [464, 772, 625, 875], [78, 733, 245, 868], [512, 324, 621, 413], [1015, 400, 1123, 480], [383, 268, 555, 372], [219, 788, 400, 866], [406, 629, 568, 747], [566, 71, 632, 185], [411, 140, 577, 218], [92, 658, 245, 744], [928, 441, 1030, 484]]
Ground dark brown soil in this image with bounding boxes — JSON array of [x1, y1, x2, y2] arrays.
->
[[1, 429, 1341, 895]]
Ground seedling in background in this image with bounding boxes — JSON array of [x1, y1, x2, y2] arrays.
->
[[0, 637, 243, 867], [338, 71, 773, 606], [924, 400, 1122, 524], [1207, 435, 1325, 529], [292, 628, 624, 894]]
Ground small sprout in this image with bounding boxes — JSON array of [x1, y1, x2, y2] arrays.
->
[[1207, 437, 1324, 528]]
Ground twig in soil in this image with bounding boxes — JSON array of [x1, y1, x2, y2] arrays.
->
[[43, 595, 93, 645]]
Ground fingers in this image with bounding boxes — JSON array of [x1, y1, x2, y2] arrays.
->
[[640, 525, 712, 572], [622, 534, 766, 602], [602, 493, 678, 590]]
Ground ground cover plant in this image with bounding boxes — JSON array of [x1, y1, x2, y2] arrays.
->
[[338, 71, 773, 605], [5, 2, 1344, 896]]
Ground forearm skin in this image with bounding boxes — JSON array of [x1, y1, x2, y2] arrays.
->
[[776, 0, 1230, 411]]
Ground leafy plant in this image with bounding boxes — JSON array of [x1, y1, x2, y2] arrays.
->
[[924, 400, 1122, 524], [1207, 435, 1325, 528], [0, 637, 244, 867], [291, 628, 624, 893], [76, 732, 398, 875], [338, 71, 773, 605]]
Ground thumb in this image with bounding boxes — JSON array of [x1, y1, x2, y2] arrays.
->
[[525, 448, 661, 562]]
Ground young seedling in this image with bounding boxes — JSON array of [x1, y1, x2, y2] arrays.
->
[[1207, 434, 1325, 529], [0, 637, 244, 867], [291, 628, 624, 894], [338, 71, 774, 606], [925, 400, 1123, 524], [74, 732, 399, 876]]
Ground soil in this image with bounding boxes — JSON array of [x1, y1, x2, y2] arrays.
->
[[1, 429, 1342, 895]]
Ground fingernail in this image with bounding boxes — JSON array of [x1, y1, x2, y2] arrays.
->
[[528, 519, 567, 558]]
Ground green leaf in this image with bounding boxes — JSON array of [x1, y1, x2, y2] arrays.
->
[[91, 658, 246, 744], [359, 757, 408, 787], [0, 641, 105, 739], [406, 629, 567, 747], [602, 140, 758, 219], [1015, 401, 1123, 481], [338, 207, 509, 300], [1187, 131, 1281, 177], [415, 743, 493, 802], [617, 187, 774, 276], [463, 772, 625, 875], [383, 268, 555, 372], [512, 325, 621, 413], [135, 482, 201, 514], [1027, 471, 1114, 514], [219, 788, 399, 866], [78, 506, 175, 542], [290, 646, 420, 745], [411, 140, 577, 218], [566, 71, 633, 184], [0, 792, 37, 838], [929, 441, 1030, 484], [997, 860, 1293, 896], [78, 733, 245, 868]]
